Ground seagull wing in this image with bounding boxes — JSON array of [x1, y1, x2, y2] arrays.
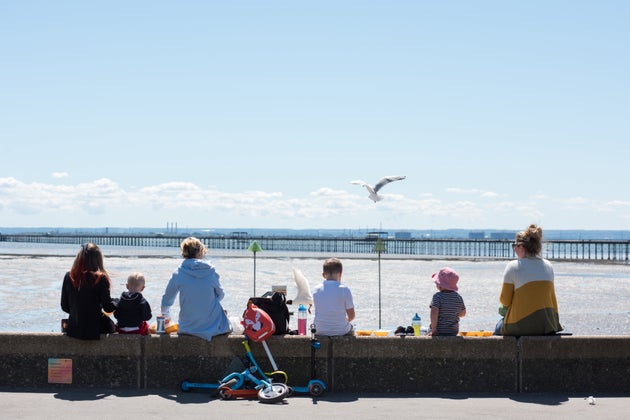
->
[[292, 268, 313, 305], [372, 175, 406, 193], [350, 179, 376, 194]]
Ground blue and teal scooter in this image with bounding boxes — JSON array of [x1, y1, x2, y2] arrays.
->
[[287, 323, 326, 397]]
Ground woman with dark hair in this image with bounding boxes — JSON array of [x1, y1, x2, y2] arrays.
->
[[61, 243, 117, 339], [494, 224, 562, 336]]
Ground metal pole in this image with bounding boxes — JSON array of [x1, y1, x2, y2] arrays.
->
[[378, 250, 382, 329]]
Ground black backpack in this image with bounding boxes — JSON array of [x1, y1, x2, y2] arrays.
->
[[248, 291, 291, 335]]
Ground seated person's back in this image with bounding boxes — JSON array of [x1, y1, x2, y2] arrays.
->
[[313, 257, 355, 336], [114, 272, 152, 335]]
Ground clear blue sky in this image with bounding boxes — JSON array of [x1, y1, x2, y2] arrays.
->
[[1, 1, 629, 231]]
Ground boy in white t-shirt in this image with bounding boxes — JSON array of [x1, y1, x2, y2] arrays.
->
[[312, 257, 355, 336]]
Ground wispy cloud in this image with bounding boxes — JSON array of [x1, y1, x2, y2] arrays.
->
[[0, 177, 126, 216], [606, 200, 630, 208], [447, 187, 500, 198], [446, 187, 482, 194], [52, 172, 69, 179], [565, 196, 590, 206], [1, 177, 629, 229], [481, 191, 499, 198]]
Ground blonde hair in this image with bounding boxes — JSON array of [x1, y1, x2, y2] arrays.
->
[[127, 272, 146, 292], [515, 224, 543, 255], [181, 237, 207, 259]]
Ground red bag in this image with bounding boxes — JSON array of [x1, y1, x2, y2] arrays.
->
[[242, 303, 275, 342]]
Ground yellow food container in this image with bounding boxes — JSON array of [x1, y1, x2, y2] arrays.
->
[[356, 329, 373, 336], [373, 330, 389, 337], [459, 331, 493, 337], [149, 323, 179, 334]]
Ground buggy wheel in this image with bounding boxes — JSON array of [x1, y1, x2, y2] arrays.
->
[[309, 382, 325, 397], [258, 383, 289, 404]]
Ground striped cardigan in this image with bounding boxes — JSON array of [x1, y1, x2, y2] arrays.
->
[[499, 257, 562, 336]]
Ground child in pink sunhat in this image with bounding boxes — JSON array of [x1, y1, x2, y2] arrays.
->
[[427, 267, 466, 336]]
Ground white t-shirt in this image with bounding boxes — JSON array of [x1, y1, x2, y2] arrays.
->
[[313, 280, 354, 336]]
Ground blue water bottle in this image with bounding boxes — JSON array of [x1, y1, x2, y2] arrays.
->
[[412, 313, 422, 336]]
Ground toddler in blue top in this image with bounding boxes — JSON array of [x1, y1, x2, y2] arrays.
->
[[114, 272, 152, 335]]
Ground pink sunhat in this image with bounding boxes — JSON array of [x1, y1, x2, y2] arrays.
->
[[432, 267, 459, 291]]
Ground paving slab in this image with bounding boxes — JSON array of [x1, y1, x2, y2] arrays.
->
[[1, 389, 628, 420]]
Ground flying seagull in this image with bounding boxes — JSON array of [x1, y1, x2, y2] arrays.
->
[[350, 175, 406, 202]]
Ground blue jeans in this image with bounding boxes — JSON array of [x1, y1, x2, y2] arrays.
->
[[493, 318, 504, 336]]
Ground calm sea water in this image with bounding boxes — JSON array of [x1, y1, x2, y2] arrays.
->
[[1, 242, 629, 335]]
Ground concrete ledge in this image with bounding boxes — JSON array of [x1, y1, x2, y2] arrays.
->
[[330, 336, 517, 393], [144, 333, 246, 388], [519, 336, 630, 393], [1, 333, 628, 393], [0, 333, 142, 389]]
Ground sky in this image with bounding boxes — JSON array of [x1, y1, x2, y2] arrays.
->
[[1, 1, 629, 232]]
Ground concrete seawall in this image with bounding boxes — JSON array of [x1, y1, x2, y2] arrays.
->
[[1, 333, 629, 393]]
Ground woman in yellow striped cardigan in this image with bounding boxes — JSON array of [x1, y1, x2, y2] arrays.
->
[[494, 224, 563, 336]]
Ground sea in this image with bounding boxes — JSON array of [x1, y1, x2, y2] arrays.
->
[[1, 241, 629, 336]]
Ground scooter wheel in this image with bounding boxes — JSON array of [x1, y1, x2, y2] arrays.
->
[[258, 383, 289, 404], [180, 380, 191, 392], [309, 382, 325, 397], [218, 387, 233, 400]]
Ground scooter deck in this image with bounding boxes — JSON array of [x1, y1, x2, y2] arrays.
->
[[219, 387, 259, 400]]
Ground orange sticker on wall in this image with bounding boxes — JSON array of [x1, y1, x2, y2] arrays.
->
[[48, 358, 72, 384]]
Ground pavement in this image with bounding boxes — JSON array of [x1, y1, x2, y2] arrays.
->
[[1, 389, 629, 419]]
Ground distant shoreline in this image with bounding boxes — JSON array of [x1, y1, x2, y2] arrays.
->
[[2, 227, 630, 241], [2, 235, 630, 264]]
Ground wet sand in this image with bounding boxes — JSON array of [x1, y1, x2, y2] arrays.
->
[[2, 243, 629, 335]]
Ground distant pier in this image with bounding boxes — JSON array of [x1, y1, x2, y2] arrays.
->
[[1, 233, 629, 262]]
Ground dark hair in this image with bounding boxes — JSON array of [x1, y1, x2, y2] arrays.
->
[[69, 243, 110, 289], [515, 224, 543, 255], [323, 257, 343, 276]]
